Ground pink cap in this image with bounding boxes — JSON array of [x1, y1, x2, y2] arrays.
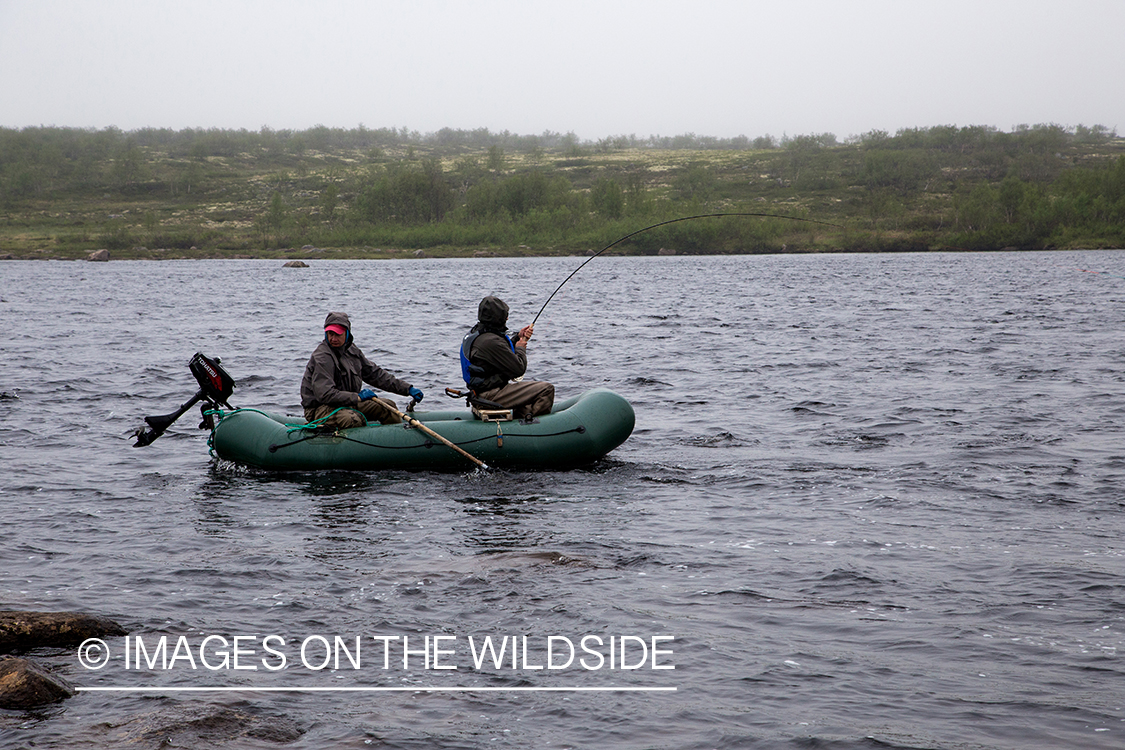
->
[[325, 324, 347, 335]]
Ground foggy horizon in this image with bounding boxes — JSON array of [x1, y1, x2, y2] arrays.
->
[[2, 0, 1122, 143]]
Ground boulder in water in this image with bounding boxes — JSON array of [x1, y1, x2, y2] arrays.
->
[[0, 657, 76, 709], [0, 610, 127, 653]]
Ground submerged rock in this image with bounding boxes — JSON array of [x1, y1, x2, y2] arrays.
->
[[0, 610, 127, 653], [0, 657, 76, 709], [283, 260, 309, 267], [104, 703, 305, 747]]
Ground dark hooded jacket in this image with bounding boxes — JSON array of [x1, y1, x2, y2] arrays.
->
[[300, 311, 412, 410], [460, 296, 527, 392]]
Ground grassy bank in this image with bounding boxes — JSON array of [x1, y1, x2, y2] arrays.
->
[[2, 124, 1124, 260]]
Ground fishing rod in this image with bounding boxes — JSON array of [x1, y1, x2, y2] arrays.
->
[[531, 212, 843, 325], [1078, 267, 1125, 280]]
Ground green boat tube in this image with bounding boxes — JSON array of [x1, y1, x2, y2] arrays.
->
[[207, 388, 635, 471]]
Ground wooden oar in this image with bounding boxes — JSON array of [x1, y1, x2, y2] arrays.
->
[[387, 402, 491, 471]]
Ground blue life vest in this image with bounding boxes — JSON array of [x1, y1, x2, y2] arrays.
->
[[460, 329, 515, 391]]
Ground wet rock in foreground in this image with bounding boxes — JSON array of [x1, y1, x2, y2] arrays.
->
[[0, 657, 76, 709], [0, 610, 127, 653]]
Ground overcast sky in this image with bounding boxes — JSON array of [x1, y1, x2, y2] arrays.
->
[[1, 0, 1122, 141]]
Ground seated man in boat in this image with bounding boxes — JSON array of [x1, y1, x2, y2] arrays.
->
[[460, 296, 554, 420], [301, 311, 424, 429]]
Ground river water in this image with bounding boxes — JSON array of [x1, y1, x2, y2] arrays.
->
[[1, 251, 1123, 749]]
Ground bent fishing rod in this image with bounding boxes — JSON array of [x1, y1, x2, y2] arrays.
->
[[531, 212, 843, 325]]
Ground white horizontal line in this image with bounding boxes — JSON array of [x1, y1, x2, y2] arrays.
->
[[77, 686, 676, 693]]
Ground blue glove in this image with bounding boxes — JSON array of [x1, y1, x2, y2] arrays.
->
[[358, 388, 375, 401], [408, 386, 424, 402]]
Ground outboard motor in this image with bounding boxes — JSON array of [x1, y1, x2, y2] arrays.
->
[[133, 352, 235, 446]]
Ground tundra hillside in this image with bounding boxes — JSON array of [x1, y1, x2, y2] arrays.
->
[[1, 124, 1123, 260]]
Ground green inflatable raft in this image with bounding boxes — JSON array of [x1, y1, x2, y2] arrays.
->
[[206, 388, 635, 471]]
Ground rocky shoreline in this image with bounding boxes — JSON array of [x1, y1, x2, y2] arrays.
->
[[0, 610, 126, 709]]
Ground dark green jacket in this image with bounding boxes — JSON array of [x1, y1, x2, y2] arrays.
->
[[300, 311, 412, 410]]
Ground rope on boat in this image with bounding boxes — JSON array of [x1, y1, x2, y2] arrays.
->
[[206, 406, 365, 434], [204, 406, 588, 456], [203, 406, 363, 456], [275, 424, 590, 454]]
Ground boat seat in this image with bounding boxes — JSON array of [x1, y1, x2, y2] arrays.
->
[[465, 392, 513, 422], [471, 406, 513, 422]]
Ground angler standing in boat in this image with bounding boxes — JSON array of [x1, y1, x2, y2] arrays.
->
[[461, 296, 554, 420], [301, 312, 424, 429]]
